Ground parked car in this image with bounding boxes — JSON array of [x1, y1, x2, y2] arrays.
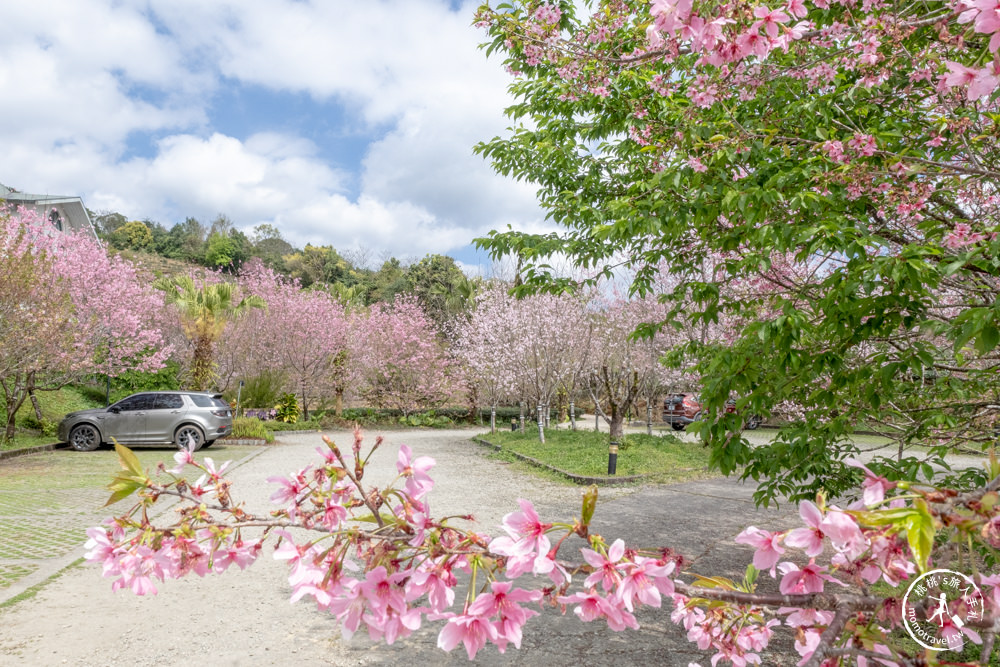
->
[[662, 393, 761, 431], [58, 391, 233, 452]]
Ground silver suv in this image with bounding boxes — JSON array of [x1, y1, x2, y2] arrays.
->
[[58, 391, 233, 452]]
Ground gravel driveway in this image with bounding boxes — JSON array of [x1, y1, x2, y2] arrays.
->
[[0, 428, 801, 666]]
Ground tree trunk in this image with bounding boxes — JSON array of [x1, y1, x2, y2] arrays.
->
[[490, 406, 496, 434], [190, 336, 215, 391], [570, 400, 576, 431], [646, 402, 653, 436], [29, 387, 43, 421], [335, 390, 344, 417], [536, 404, 545, 443], [467, 384, 478, 424], [4, 412, 16, 441], [519, 402, 525, 434], [1, 375, 29, 442], [609, 409, 625, 443]]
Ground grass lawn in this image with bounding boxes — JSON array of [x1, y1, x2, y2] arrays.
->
[[478, 428, 717, 482], [0, 385, 105, 452]]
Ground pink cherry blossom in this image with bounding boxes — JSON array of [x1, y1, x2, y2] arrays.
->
[[581, 538, 628, 591], [616, 556, 676, 611], [794, 629, 822, 666], [407, 557, 459, 612], [753, 6, 790, 40], [844, 457, 896, 506], [437, 612, 498, 660], [734, 526, 785, 574], [783, 500, 827, 556], [777, 560, 843, 594], [396, 444, 435, 500]]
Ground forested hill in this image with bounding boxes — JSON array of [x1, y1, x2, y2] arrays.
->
[[92, 210, 478, 324]]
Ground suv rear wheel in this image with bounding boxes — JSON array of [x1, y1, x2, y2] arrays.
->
[[175, 425, 205, 452]]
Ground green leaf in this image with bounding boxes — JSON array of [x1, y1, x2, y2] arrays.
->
[[977, 324, 999, 354], [905, 499, 935, 573], [114, 442, 144, 478], [104, 477, 143, 506]]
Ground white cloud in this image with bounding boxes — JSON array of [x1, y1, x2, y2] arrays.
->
[[0, 0, 553, 258]]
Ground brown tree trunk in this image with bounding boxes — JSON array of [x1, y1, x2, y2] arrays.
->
[[29, 388, 43, 421], [609, 407, 625, 443], [1, 375, 28, 442], [335, 390, 344, 417], [190, 336, 215, 391]]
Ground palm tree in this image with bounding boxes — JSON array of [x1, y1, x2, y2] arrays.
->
[[154, 275, 265, 391]]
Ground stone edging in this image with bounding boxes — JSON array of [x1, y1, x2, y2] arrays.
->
[[0, 442, 68, 461], [471, 437, 657, 486], [218, 438, 270, 446]]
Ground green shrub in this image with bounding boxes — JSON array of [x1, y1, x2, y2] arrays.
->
[[239, 370, 287, 412], [19, 415, 57, 437], [105, 359, 181, 403], [274, 393, 300, 424], [398, 410, 454, 428], [229, 417, 274, 442]]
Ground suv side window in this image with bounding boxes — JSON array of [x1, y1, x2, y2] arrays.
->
[[188, 394, 213, 408], [115, 394, 154, 411], [154, 394, 184, 410]]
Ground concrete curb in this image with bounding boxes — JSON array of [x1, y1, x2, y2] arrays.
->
[[0, 442, 67, 461], [217, 438, 270, 446], [471, 437, 660, 486]]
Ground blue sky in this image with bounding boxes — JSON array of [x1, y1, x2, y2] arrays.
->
[[0, 0, 550, 273]]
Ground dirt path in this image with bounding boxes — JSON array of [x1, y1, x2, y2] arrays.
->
[[0, 428, 800, 666]]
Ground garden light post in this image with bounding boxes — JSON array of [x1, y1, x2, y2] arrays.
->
[[608, 440, 618, 475]]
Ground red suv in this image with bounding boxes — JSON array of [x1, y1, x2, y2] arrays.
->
[[662, 393, 761, 431]]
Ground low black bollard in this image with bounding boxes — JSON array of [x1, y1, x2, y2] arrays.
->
[[608, 440, 618, 475], [511, 418, 517, 432]]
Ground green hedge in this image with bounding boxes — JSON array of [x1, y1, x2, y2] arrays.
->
[[230, 417, 275, 442]]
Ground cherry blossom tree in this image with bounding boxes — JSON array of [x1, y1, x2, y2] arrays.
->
[[474, 0, 1000, 502], [357, 296, 452, 416], [506, 290, 592, 441], [224, 261, 356, 419], [584, 295, 670, 442], [454, 283, 522, 432], [0, 207, 169, 437], [0, 212, 79, 439]]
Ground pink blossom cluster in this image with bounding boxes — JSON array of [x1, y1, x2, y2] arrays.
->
[[943, 222, 987, 249], [87, 434, 1000, 665]]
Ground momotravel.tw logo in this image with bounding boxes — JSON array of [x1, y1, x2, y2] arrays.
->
[[902, 569, 985, 651]]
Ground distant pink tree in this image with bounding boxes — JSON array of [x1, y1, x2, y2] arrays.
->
[[224, 260, 356, 418], [455, 284, 522, 432], [586, 295, 672, 443], [358, 296, 451, 417], [505, 291, 591, 441], [0, 207, 168, 437]]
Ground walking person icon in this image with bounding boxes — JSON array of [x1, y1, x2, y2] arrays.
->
[[928, 593, 949, 626]]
